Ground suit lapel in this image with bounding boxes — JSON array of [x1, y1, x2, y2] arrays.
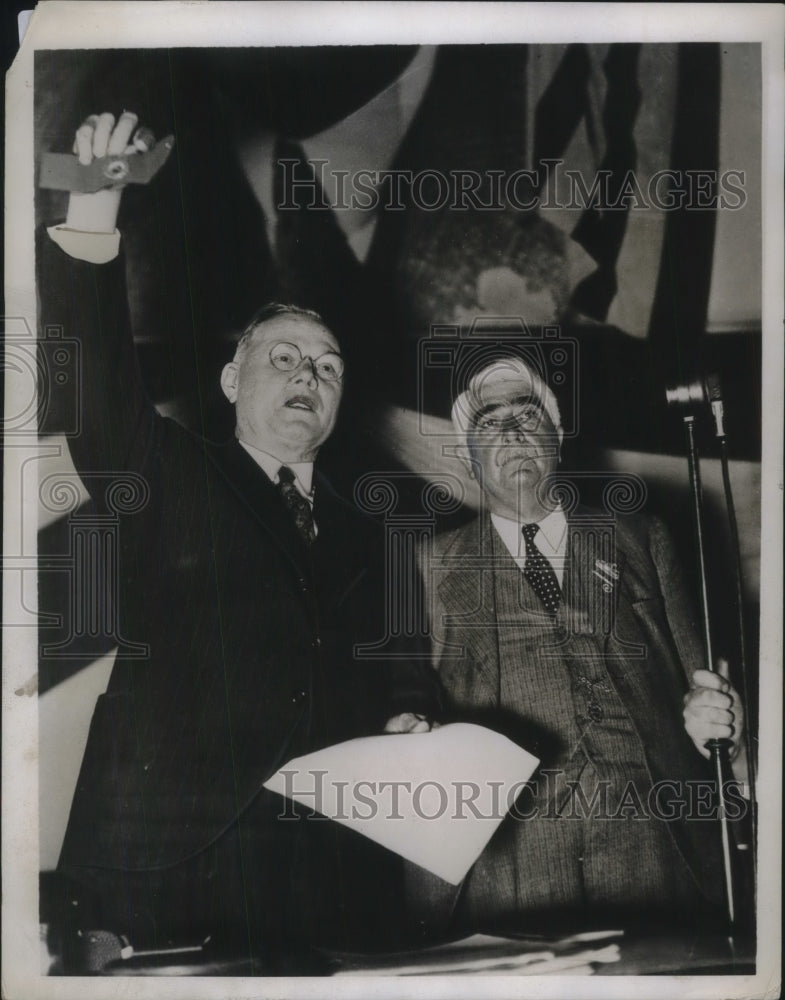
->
[[208, 439, 312, 580], [210, 443, 371, 616], [435, 518, 503, 699], [563, 509, 628, 648], [311, 475, 371, 608]]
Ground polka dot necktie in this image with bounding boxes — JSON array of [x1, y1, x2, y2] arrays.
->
[[277, 466, 316, 545], [521, 523, 561, 617]]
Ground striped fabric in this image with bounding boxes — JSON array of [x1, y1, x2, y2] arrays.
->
[[531, 43, 680, 338]]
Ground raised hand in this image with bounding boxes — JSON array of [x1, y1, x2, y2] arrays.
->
[[65, 110, 150, 233]]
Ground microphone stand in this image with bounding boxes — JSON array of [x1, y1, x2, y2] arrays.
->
[[706, 380, 758, 891], [681, 414, 740, 933]]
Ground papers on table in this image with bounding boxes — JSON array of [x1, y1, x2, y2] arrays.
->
[[263, 722, 538, 884], [328, 930, 624, 976]]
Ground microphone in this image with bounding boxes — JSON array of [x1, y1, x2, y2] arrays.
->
[[664, 378, 705, 409], [665, 372, 725, 437], [704, 372, 726, 437]]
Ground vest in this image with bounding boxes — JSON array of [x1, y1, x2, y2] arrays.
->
[[427, 516, 721, 930]]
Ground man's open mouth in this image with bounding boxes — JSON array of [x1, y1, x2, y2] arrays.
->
[[285, 395, 317, 412]]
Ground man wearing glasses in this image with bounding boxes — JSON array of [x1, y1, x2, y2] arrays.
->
[[40, 111, 441, 972], [412, 356, 749, 936]]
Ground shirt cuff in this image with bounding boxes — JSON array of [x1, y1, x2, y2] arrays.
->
[[46, 225, 121, 264]]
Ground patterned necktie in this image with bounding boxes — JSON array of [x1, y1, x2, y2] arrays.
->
[[521, 523, 561, 616], [277, 466, 316, 545]]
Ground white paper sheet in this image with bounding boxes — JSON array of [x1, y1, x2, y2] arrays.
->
[[329, 930, 624, 976], [263, 723, 539, 884]]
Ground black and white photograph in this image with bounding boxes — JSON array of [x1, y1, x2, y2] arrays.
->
[[3, 2, 782, 995]]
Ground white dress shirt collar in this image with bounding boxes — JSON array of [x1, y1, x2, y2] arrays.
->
[[238, 440, 314, 501], [491, 506, 568, 585]]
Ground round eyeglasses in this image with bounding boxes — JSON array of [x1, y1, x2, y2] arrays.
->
[[269, 342, 344, 382], [474, 401, 547, 433]]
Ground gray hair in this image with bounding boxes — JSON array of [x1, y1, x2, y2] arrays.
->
[[233, 302, 330, 362]]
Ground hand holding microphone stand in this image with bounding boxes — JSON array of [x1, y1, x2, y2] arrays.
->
[[665, 375, 756, 937]]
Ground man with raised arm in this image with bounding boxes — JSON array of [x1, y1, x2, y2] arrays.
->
[[40, 110, 441, 973]]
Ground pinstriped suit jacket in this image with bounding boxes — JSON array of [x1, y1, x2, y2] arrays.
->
[[412, 507, 725, 930]]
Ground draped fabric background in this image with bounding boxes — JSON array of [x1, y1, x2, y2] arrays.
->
[[34, 44, 761, 868]]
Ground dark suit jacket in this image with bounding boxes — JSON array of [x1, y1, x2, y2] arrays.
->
[[414, 508, 725, 928], [38, 233, 441, 957]]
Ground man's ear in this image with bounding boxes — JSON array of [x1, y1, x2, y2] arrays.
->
[[220, 362, 239, 404], [455, 444, 476, 480]]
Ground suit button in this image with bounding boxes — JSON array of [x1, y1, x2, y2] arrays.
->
[[312, 637, 321, 648], [291, 689, 308, 706], [588, 701, 603, 722]]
